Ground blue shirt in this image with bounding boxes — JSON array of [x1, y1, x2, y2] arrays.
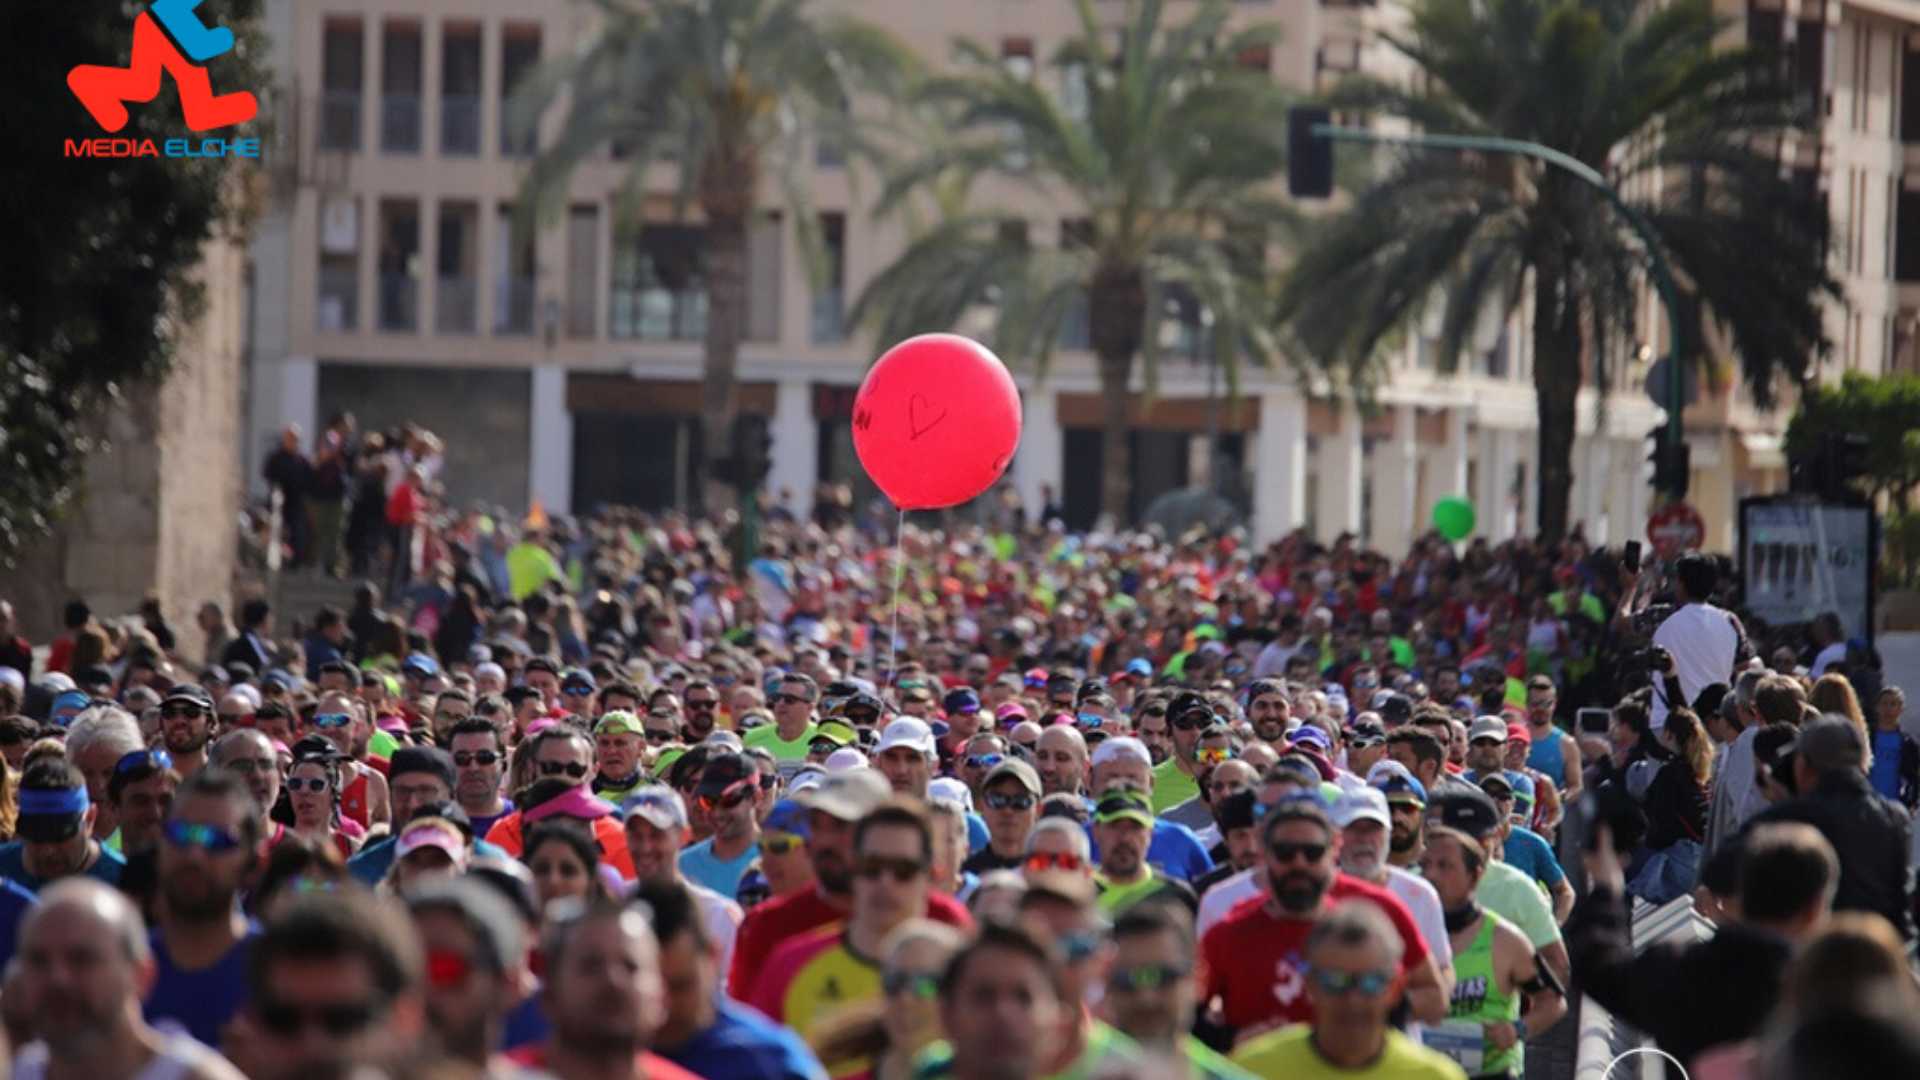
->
[[303, 636, 344, 681], [661, 999, 829, 1080], [346, 836, 511, 886], [502, 991, 549, 1051], [0, 841, 125, 894], [1086, 816, 1215, 883], [1502, 825, 1566, 888], [144, 924, 259, 1047], [0, 880, 36, 973], [966, 812, 989, 853], [1870, 730, 1906, 801], [678, 839, 760, 899]]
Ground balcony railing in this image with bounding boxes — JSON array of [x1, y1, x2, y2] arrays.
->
[[442, 94, 480, 156], [811, 288, 846, 343], [437, 276, 477, 333], [495, 276, 536, 334], [610, 286, 707, 341], [379, 272, 417, 331], [320, 91, 362, 151], [317, 265, 359, 331], [381, 94, 421, 154]]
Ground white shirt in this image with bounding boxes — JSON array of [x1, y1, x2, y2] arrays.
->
[[1253, 638, 1302, 679], [1706, 725, 1764, 854], [1196, 866, 1261, 939], [1381, 864, 1450, 1045], [689, 878, 743, 977], [1651, 602, 1739, 730]]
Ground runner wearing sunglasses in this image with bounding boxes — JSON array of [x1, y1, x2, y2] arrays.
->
[[678, 753, 763, 899], [147, 768, 263, 1047]]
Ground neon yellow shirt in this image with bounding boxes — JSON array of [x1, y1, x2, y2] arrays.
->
[[1232, 1027, 1467, 1079], [1153, 758, 1201, 813], [743, 723, 817, 762]]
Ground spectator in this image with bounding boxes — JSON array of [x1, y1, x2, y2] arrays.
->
[[1646, 553, 1742, 731], [220, 599, 274, 673], [1631, 706, 1713, 904]]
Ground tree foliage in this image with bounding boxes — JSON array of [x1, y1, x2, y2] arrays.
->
[[0, 0, 266, 565], [1277, 0, 1838, 540], [853, 0, 1297, 522], [1785, 372, 1920, 512]]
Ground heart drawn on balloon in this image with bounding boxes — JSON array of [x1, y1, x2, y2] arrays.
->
[[908, 394, 948, 440]]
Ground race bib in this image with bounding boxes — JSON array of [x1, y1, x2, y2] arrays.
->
[[1422, 1019, 1486, 1074]]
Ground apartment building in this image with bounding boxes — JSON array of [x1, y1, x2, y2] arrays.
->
[[245, 0, 1695, 556]]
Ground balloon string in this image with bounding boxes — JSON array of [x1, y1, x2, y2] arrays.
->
[[885, 507, 906, 691]]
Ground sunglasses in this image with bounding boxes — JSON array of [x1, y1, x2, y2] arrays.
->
[[1172, 713, 1212, 732], [685, 698, 718, 711], [883, 970, 940, 1000], [762, 831, 803, 856], [563, 685, 595, 697], [1109, 964, 1190, 993], [985, 791, 1036, 811], [160, 704, 206, 719], [1024, 851, 1084, 873], [1268, 841, 1328, 864], [1349, 735, 1385, 749], [808, 740, 841, 755], [1060, 930, 1104, 963], [255, 997, 382, 1038], [538, 761, 590, 780], [311, 713, 353, 729], [646, 729, 679, 744], [286, 777, 332, 794], [699, 778, 755, 812], [114, 748, 174, 776], [452, 750, 500, 767], [964, 753, 1005, 770], [856, 855, 927, 882], [843, 708, 879, 726], [163, 820, 242, 853], [1197, 746, 1235, 766], [1308, 967, 1396, 996], [775, 694, 814, 706]]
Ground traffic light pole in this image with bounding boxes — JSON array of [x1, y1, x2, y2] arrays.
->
[[1311, 123, 1689, 498]]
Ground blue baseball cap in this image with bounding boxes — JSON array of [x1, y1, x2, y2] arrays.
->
[[943, 687, 982, 715], [765, 798, 810, 838], [1368, 761, 1428, 806], [1122, 658, 1154, 680], [49, 690, 93, 723], [402, 653, 440, 678]]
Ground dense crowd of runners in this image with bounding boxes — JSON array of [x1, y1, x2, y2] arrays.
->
[[0, 462, 1910, 1079]]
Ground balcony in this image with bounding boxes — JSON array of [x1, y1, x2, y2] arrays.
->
[[379, 273, 417, 331], [611, 286, 707, 341], [320, 91, 362, 151], [811, 288, 846, 343], [442, 94, 480, 155], [381, 94, 421, 154], [495, 276, 536, 335], [437, 277, 477, 333], [317, 266, 359, 331]]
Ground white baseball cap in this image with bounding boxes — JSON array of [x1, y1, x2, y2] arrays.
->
[[874, 717, 937, 759], [1333, 787, 1392, 830], [928, 777, 974, 813], [1090, 736, 1151, 770], [824, 747, 869, 772]]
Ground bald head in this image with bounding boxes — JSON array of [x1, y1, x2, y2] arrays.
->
[[26, 877, 149, 965], [1034, 727, 1088, 797]]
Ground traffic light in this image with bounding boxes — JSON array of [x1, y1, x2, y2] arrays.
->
[[1288, 106, 1334, 199], [1790, 432, 1869, 495], [731, 416, 773, 492], [1647, 425, 1691, 498]]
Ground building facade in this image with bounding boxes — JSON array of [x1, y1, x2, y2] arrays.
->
[[252, 0, 1910, 558]]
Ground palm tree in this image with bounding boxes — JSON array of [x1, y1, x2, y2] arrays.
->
[[510, 0, 912, 510], [1277, 0, 1838, 541], [852, 0, 1295, 524]]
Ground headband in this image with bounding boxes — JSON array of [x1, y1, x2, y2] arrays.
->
[[19, 787, 90, 817]]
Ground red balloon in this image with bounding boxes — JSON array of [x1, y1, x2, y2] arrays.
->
[[853, 334, 1023, 511]]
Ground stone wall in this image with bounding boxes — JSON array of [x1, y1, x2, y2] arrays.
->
[[0, 229, 247, 666]]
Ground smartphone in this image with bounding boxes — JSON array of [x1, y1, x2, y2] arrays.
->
[[1622, 540, 1642, 574], [1577, 707, 1612, 735]]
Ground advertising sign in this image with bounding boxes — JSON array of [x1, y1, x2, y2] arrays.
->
[[1739, 497, 1877, 642]]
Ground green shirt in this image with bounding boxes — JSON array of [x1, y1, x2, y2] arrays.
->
[[743, 722, 817, 762], [1426, 912, 1522, 1077], [912, 1021, 1143, 1080], [1185, 1036, 1259, 1080], [369, 729, 400, 762], [1233, 1027, 1466, 1079], [1476, 859, 1560, 951], [1152, 758, 1201, 813], [506, 541, 567, 601]]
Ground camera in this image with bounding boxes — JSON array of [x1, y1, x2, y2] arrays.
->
[[1622, 645, 1674, 676]]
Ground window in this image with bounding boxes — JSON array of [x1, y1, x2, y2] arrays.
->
[[500, 25, 542, 157], [381, 22, 422, 153], [436, 201, 479, 333], [377, 200, 420, 331], [494, 204, 536, 335], [1902, 37, 1920, 143], [1895, 188, 1920, 282], [1059, 219, 1094, 350], [566, 206, 600, 339], [441, 24, 482, 155], [812, 212, 847, 343], [317, 199, 360, 332], [1793, 19, 1825, 117], [321, 20, 364, 151], [610, 225, 708, 341]]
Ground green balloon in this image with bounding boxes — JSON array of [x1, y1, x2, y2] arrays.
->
[[1433, 496, 1476, 541]]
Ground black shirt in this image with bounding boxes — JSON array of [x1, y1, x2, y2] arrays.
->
[[961, 848, 1023, 877]]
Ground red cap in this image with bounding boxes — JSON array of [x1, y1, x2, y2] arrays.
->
[[1506, 721, 1532, 745]]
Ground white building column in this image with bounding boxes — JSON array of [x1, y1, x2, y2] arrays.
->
[[528, 365, 572, 514], [1316, 404, 1362, 542], [1013, 385, 1064, 523], [280, 355, 318, 449], [1255, 390, 1306, 543], [1477, 426, 1518, 541], [1373, 404, 1417, 556], [1422, 406, 1470, 530], [769, 378, 817, 521], [1583, 436, 1614, 544]]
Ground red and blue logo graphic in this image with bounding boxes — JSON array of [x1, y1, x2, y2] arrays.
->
[[65, 0, 260, 157]]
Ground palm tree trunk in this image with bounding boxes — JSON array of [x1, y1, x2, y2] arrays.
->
[[1090, 264, 1146, 524], [1531, 268, 1581, 542], [699, 211, 748, 517]]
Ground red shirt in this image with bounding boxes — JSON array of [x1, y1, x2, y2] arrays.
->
[[1198, 874, 1430, 1036], [726, 884, 973, 999], [505, 1044, 700, 1080]]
